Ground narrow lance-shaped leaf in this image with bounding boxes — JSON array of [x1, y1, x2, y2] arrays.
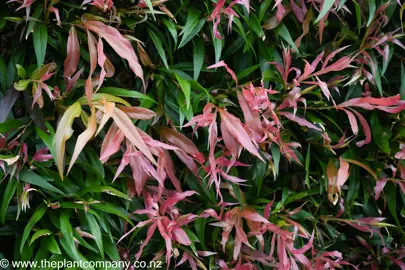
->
[[208, 61, 238, 84], [64, 26, 80, 78], [53, 102, 82, 179], [110, 107, 156, 165], [33, 23, 48, 68], [218, 108, 263, 162], [314, 0, 335, 23], [67, 107, 97, 174], [83, 20, 144, 87]]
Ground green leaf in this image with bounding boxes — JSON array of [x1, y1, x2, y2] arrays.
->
[[236, 64, 260, 81], [194, 217, 206, 249], [36, 124, 56, 159], [41, 235, 62, 254], [179, 7, 203, 48], [370, 113, 391, 154], [0, 178, 18, 223], [271, 144, 280, 178], [370, 52, 382, 96], [147, 28, 169, 69], [143, 0, 155, 19], [14, 79, 30, 91], [193, 37, 205, 80], [274, 23, 298, 52], [249, 14, 265, 38], [19, 169, 66, 196], [314, 0, 335, 23], [91, 203, 134, 225], [29, 229, 52, 245], [26, 3, 43, 39], [86, 214, 104, 258], [401, 63, 405, 100], [386, 182, 400, 227], [367, 0, 376, 27], [0, 119, 25, 133], [98, 87, 157, 103], [59, 212, 86, 262], [0, 55, 6, 91], [163, 18, 178, 47], [78, 186, 130, 200], [305, 144, 311, 189], [20, 206, 47, 252], [16, 64, 26, 78], [353, 0, 361, 34], [33, 24, 48, 68], [175, 74, 191, 110]]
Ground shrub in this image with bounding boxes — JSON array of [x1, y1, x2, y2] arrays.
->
[[1, 0, 405, 269]]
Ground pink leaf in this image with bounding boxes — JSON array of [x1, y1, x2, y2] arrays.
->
[[100, 123, 124, 163], [208, 61, 238, 84], [172, 228, 191, 245], [351, 109, 372, 147], [374, 178, 388, 200], [160, 127, 205, 163], [209, 0, 226, 20], [160, 190, 197, 215], [135, 222, 157, 259], [239, 208, 269, 224], [337, 157, 350, 187], [97, 37, 106, 90], [218, 108, 263, 161], [64, 26, 80, 79], [48, 7, 61, 26], [109, 107, 156, 165], [119, 106, 156, 119], [32, 148, 53, 162], [342, 108, 358, 135], [279, 111, 321, 131], [83, 21, 144, 87]]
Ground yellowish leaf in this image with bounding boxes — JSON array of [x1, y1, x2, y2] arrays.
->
[[53, 102, 82, 179], [67, 107, 97, 174]]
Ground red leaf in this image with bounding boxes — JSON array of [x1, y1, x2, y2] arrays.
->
[[351, 109, 372, 147], [64, 26, 80, 79], [342, 108, 358, 135], [32, 148, 53, 162]]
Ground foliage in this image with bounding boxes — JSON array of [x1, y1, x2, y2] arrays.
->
[[1, 0, 405, 269]]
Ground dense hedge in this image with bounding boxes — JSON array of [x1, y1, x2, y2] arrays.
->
[[1, 0, 405, 269]]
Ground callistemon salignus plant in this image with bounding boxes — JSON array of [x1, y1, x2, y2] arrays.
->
[[0, 0, 405, 269]]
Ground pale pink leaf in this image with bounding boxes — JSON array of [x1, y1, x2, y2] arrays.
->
[[109, 107, 156, 165], [100, 123, 124, 163], [218, 108, 263, 161], [280, 111, 321, 131], [207, 61, 238, 84], [160, 190, 197, 215], [48, 7, 61, 26], [83, 21, 144, 86], [374, 178, 388, 200]]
